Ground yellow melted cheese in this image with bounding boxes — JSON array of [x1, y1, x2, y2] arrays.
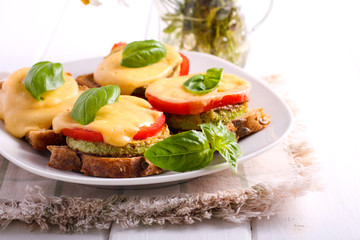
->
[[0, 68, 81, 138], [52, 96, 163, 147], [145, 73, 251, 104], [93, 44, 182, 95]]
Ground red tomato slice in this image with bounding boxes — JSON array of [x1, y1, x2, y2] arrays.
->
[[61, 128, 104, 142], [133, 112, 166, 140], [179, 52, 189, 76], [147, 91, 249, 115], [61, 113, 166, 142], [111, 41, 127, 51]]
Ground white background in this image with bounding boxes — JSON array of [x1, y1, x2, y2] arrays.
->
[[1, 0, 360, 239]]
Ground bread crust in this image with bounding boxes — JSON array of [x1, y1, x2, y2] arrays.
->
[[26, 130, 65, 151], [76, 73, 101, 89], [47, 145, 82, 171], [47, 145, 163, 178], [226, 108, 270, 140]]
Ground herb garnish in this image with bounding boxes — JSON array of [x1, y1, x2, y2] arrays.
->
[[71, 85, 120, 125], [24, 61, 65, 100], [121, 40, 167, 68], [145, 122, 242, 173], [183, 67, 223, 94]]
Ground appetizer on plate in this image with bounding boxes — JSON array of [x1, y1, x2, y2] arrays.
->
[[145, 67, 270, 139], [48, 86, 170, 178], [76, 40, 189, 96], [0, 54, 270, 178], [0, 61, 84, 150]]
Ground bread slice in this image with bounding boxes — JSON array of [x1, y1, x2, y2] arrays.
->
[[76, 73, 101, 89], [226, 108, 270, 140], [26, 130, 65, 151], [47, 145, 163, 178]]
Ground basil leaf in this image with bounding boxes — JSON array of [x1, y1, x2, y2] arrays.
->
[[183, 74, 205, 91], [71, 85, 120, 125], [200, 122, 242, 174], [205, 67, 223, 89], [24, 61, 65, 100], [183, 67, 223, 94], [144, 130, 215, 172], [121, 40, 167, 68]]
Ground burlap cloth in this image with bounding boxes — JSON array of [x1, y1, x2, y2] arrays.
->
[[0, 76, 321, 233]]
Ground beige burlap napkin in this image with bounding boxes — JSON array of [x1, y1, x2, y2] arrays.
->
[[0, 76, 320, 233]]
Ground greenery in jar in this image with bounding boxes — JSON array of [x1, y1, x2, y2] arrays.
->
[[159, 0, 249, 66]]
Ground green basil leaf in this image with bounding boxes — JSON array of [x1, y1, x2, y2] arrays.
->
[[121, 40, 167, 68], [183, 67, 223, 94], [24, 61, 65, 100], [205, 67, 223, 89], [200, 122, 242, 174], [183, 74, 205, 91], [144, 130, 215, 172], [71, 85, 120, 125]]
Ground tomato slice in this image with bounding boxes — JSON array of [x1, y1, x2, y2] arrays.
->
[[147, 91, 249, 115], [61, 128, 104, 142], [133, 112, 166, 140], [179, 52, 189, 76], [61, 113, 166, 142], [111, 41, 127, 51]]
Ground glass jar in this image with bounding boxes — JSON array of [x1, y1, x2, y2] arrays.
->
[[155, 0, 272, 67], [155, 0, 249, 66]]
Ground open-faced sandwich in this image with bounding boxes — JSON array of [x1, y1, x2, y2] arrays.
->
[[0, 61, 84, 150], [76, 40, 189, 96], [145, 67, 270, 139], [47, 85, 170, 178], [139, 67, 271, 174]]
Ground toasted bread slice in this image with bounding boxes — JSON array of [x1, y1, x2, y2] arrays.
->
[[47, 145, 163, 178], [76, 73, 101, 89], [226, 108, 270, 140], [26, 130, 65, 151]]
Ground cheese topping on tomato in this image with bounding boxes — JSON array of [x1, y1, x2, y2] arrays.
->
[[93, 44, 182, 95], [52, 96, 163, 147], [145, 73, 251, 114], [0, 68, 81, 138]]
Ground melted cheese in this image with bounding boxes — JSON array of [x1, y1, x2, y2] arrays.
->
[[52, 96, 163, 147], [0, 68, 81, 138], [145, 73, 251, 105], [93, 44, 182, 95]]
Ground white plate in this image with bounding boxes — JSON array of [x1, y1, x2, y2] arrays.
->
[[0, 51, 293, 188]]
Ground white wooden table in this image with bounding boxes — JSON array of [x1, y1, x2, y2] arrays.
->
[[1, 0, 360, 239]]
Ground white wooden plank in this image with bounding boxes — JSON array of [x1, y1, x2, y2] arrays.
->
[[246, 0, 360, 238], [109, 219, 251, 240], [0, 221, 108, 240], [0, 0, 69, 72], [252, 160, 360, 240]]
